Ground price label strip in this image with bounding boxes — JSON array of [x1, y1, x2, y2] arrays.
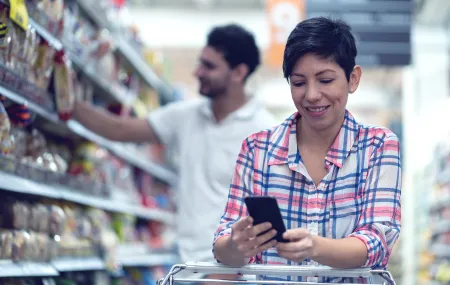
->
[[9, 0, 29, 31]]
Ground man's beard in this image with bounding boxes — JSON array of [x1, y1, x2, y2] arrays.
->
[[199, 82, 228, 99]]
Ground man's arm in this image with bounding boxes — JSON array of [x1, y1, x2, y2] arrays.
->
[[73, 101, 160, 143]]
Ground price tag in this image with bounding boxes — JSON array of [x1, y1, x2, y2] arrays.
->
[[9, 0, 29, 31]]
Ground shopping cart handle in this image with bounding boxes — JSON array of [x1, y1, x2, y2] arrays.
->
[[183, 262, 373, 278], [157, 262, 396, 285]]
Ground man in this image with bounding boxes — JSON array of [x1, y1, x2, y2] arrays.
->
[[73, 24, 276, 281]]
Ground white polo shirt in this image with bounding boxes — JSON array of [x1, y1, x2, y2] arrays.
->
[[148, 97, 276, 265]]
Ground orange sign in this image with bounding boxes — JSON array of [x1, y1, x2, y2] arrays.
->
[[266, 0, 305, 68]]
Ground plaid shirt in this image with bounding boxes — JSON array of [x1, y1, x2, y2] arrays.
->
[[213, 111, 401, 283]]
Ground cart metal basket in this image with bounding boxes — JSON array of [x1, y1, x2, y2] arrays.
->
[[157, 262, 396, 285]]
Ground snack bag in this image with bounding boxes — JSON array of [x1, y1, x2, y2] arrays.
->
[[34, 39, 55, 90], [0, 5, 11, 66], [53, 50, 74, 121], [0, 97, 14, 155]]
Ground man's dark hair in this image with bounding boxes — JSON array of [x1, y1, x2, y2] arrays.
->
[[207, 24, 260, 79], [283, 17, 357, 82]]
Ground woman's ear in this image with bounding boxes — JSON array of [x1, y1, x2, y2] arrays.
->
[[349, 65, 362, 94]]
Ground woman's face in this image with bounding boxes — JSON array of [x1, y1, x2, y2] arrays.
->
[[289, 53, 361, 132]]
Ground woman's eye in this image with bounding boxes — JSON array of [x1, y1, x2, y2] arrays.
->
[[320, 79, 334, 84], [292, 82, 305, 87]]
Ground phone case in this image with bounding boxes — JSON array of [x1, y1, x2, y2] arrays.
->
[[244, 196, 288, 243]]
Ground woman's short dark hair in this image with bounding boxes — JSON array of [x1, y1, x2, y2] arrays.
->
[[207, 24, 260, 79], [283, 17, 357, 82]]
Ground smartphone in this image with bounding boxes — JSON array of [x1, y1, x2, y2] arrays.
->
[[244, 196, 289, 243]]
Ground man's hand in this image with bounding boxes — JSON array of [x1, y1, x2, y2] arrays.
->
[[276, 228, 315, 263], [229, 216, 278, 258]]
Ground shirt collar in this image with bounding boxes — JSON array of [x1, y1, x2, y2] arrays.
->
[[267, 110, 360, 168], [199, 96, 262, 121]]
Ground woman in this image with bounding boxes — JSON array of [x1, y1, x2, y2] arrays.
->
[[213, 17, 401, 283]]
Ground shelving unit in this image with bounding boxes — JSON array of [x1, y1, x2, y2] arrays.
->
[[0, 261, 59, 278], [76, 0, 175, 104], [0, 0, 179, 282], [416, 145, 450, 285], [0, 80, 177, 186], [0, 171, 174, 224], [0, 251, 178, 278], [52, 257, 106, 272]]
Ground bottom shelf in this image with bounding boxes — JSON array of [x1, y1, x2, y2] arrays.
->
[[0, 252, 178, 278], [52, 257, 106, 272], [0, 261, 59, 277]]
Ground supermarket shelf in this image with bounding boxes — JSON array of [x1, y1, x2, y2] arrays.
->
[[30, 17, 136, 106], [52, 257, 105, 272], [77, 0, 174, 103], [0, 261, 59, 278], [431, 220, 450, 236], [115, 37, 174, 103], [430, 243, 450, 258], [67, 120, 177, 186], [69, 56, 136, 106], [0, 84, 60, 124], [0, 82, 177, 185], [118, 253, 178, 268], [29, 18, 63, 51], [0, 171, 175, 225], [0, 253, 176, 277], [430, 197, 450, 212]]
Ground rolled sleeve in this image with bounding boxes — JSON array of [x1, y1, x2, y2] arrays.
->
[[350, 132, 402, 268], [213, 138, 258, 264]]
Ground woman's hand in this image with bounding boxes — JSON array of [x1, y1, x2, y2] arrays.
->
[[229, 216, 278, 258], [276, 228, 316, 263]]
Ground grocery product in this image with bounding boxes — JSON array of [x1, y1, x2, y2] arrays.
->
[[53, 50, 75, 121]]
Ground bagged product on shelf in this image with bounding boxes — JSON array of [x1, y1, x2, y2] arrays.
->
[[24, 26, 39, 84], [68, 142, 109, 196], [29, 203, 50, 233], [0, 97, 11, 143], [86, 208, 119, 270], [34, 39, 55, 90], [1, 230, 14, 259], [112, 214, 136, 243], [9, 21, 27, 77], [0, 4, 11, 67], [36, 0, 64, 25], [53, 50, 75, 121], [49, 204, 66, 236], [5, 103, 33, 128], [11, 230, 29, 262], [0, 197, 30, 230]]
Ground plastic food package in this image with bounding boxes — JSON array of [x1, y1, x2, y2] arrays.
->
[[24, 27, 39, 84], [26, 128, 47, 158], [49, 205, 66, 236], [11, 230, 29, 261], [0, 5, 11, 66], [0, 98, 11, 144], [34, 40, 56, 90], [29, 204, 50, 233], [5, 103, 33, 128], [53, 50, 75, 121], [9, 21, 27, 77], [37, 0, 64, 24], [112, 214, 136, 243], [1, 230, 14, 259], [0, 198, 30, 230]]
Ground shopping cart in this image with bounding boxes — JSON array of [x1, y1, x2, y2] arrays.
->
[[157, 262, 396, 285]]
